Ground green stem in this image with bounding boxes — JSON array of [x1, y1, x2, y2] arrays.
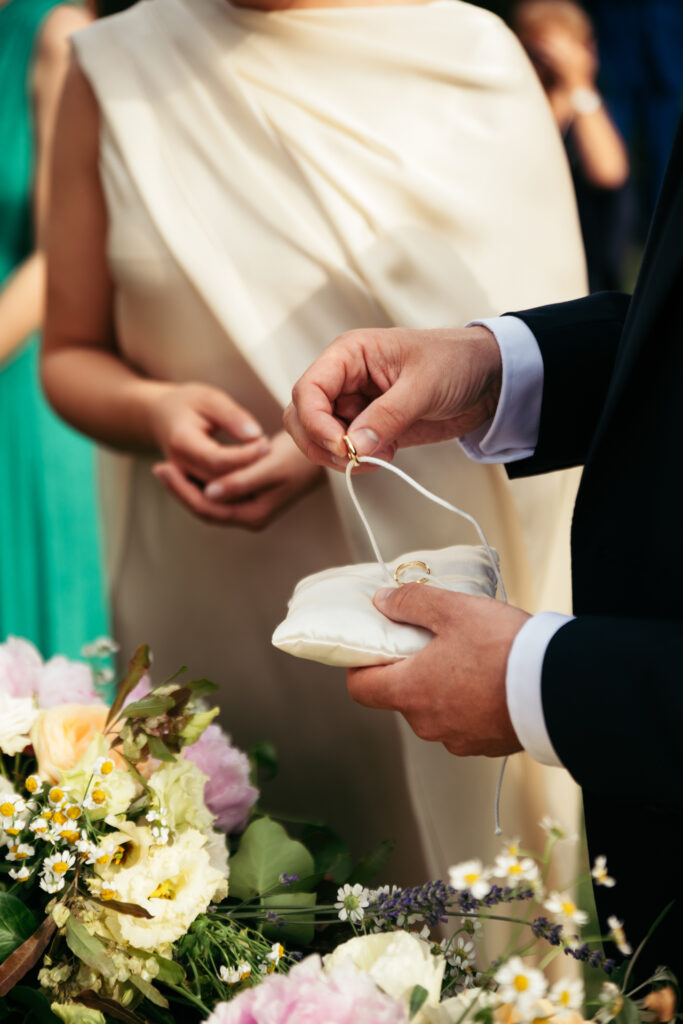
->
[[162, 982, 211, 1015]]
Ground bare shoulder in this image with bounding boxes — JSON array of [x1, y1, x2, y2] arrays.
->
[[35, 5, 93, 74]]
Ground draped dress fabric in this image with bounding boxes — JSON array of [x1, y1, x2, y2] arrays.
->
[[73, 0, 586, 887], [0, 0, 109, 660]]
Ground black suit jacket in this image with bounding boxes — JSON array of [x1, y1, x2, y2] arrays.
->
[[505, 121, 683, 977]]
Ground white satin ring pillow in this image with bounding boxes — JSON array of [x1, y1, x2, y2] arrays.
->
[[272, 545, 500, 668]]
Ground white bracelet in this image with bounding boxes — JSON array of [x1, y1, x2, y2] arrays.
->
[[570, 86, 602, 115]]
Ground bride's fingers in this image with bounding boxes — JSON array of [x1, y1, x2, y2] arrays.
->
[[152, 462, 237, 523], [198, 387, 264, 443], [204, 451, 279, 502], [172, 433, 270, 483]]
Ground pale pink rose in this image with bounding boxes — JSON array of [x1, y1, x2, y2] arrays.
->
[[0, 637, 43, 698], [37, 656, 102, 708], [31, 704, 122, 784], [204, 956, 408, 1024], [184, 724, 258, 833]]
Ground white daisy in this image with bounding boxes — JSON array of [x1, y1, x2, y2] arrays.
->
[[494, 854, 539, 885], [494, 956, 547, 1018], [44, 850, 76, 876], [335, 883, 371, 923], [40, 874, 66, 894], [448, 859, 492, 900], [544, 891, 589, 927], [539, 817, 577, 842], [607, 916, 632, 956], [9, 865, 31, 882], [441, 935, 476, 969], [93, 756, 117, 778], [591, 856, 616, 888], [549, 978, 585, 1020], [25, 775, 43, 796], [6, 842, 35, 862]]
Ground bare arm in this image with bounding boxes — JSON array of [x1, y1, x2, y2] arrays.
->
[[0, 5, 91, 365]]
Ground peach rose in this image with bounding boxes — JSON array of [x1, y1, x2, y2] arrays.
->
[[31, 703, 121, 784]]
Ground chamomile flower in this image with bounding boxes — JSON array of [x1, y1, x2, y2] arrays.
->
[[607, 916, 632, 956], [220, 962, 251, 985], [539, 817, 577, 842], [549, 978, 585, 1020], [84, 785, 108, 810], [9, 865, 30, 883], [596, 982, 623, 1023], [25, 775, 43, 795], [0, 795, 26, 823], [501, 836, 522, 858], [494, 957, 547, 1018], [47, 786, 66, 807], [44, 850, 76, 876], [591, 856, 616, 888], [93, 756, 116, 777], [266, 943, 284, 968], [29, 817, 50, 839], [494, 854, 539, 885], [441, 935, 476, 969], [6, 842, 35, 862], [82, 636, 119, 658], [448, 859, 492, 900], [335, 883, 371, 923], [40, 874, 65, 894], [3, 814, 29, 837], [544, 891, 589, 927]]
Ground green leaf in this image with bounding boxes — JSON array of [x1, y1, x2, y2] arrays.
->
[[122, 696, 174, 719], [248, 741, 279, 783], [617, 997, 642, 1024], [301, 825, 352, 884], [185, 678, 218, 699], [106, 644, 151, 726], [130, 974, 169, 1008], [146, 736, 176, 762], [229, 817, 315, 901], [65, 917, 115, 981], [262, 893, 317, 946], [178, 707, 219, 746], [0, 892, 37, 963], [152, 954, 185, 986], [409, 985, 429, 1019], [87, 896, 152, 919], [6, 986, 62, 1023], [0, 915, 56, 997], [77, 991, 147, 1024], [347, 839, 395, 885]]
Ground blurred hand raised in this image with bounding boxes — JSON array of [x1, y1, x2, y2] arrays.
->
[[284, 325, 502, 470]]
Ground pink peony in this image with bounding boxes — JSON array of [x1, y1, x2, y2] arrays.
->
[[37, 656, 103, 708], [0, 637, 43, 698], [204, 956, 408, 1024], [184, 724, 258, 833]]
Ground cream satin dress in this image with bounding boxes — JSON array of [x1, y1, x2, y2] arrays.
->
[[73, 0, 585, 898]]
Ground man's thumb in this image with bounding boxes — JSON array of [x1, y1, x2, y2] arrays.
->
[[373, 583, 441, 631], [347, 380, 428, 457]]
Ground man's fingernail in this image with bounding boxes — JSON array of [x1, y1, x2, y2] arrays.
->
[[205, 482, 223, 501], [330, 455, 348, 468], [350, 428, 380, 455], [374, 588, 394, 604]]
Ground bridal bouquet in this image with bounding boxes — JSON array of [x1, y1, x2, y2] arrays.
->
[[0, 638, 674, 1024]]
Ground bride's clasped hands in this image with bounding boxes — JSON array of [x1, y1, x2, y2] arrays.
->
[[149, 382, 324, 530]]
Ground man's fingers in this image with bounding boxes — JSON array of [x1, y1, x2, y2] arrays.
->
[[346, 660, 407, 710], [283, 403, 348, 470], [346, 377, 432, 458], [372, 583, 452, 634]]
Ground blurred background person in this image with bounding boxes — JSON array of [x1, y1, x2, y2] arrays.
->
[[584, 0, 683, 230], [0, 0, 109, 658], [513, 0, 630, 291]]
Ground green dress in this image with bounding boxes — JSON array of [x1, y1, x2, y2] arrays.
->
[[0, 0, 110, 659]]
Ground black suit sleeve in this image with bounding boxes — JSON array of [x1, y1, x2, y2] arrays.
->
[[503, 291, 631, 477], [542, 616, 683, 802]]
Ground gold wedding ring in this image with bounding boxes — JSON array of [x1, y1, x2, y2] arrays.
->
[[343, 434, 360, 467], [392, 560, 432, 586]]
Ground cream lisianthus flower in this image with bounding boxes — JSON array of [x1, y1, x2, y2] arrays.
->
[[31, 704, 119, 784], [60, 733, 136, 820], [324, 931, 445, 1019], [148, 758, 215, 834], [97, 827, 227, 950], [0, 692, 38, 756]]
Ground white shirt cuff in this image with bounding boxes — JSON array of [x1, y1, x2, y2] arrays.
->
[[506, 612, 574, 768], [459, 316, 544, 463]]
